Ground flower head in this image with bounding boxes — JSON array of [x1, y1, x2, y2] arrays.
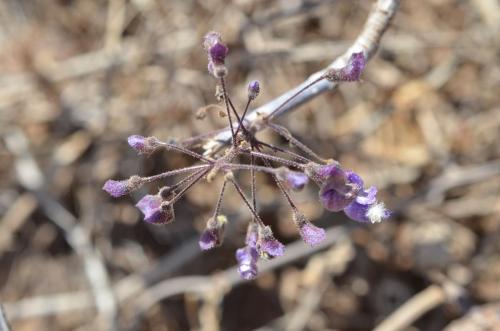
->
[[203, 31, 228, 77], [136, 195, 174, 225], [198, 215, 227, 250], [294, 212, 325, 246], [257, 225, 285, 259]]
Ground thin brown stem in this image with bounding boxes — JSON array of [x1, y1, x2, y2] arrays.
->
[[256, 139, 313, 164], [234, 98, 252, 138], [267, 123, 326, 163], [212, 180, 227, 220], [158, 142, 213, 163], [229, 178, 264, 227], [247, 150, 306, 169], [219, 77, 237, 145], [142, 165, 211, 183], [168, 168, 211, 206]]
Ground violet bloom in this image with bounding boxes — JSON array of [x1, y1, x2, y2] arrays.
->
[[257, 225, 285, 259], [294, 212, 326, 246], [343, 186, 390, 223], [324, 52, 366, 82], [198, 215, 227, 250], [236, 223, 260, 280], [236, 246, 259, 280], [319, 168, 362, 212], [135, 195, 174, 225]]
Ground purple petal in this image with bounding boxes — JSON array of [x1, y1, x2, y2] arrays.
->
[[199, 229, 219, 250], [135, 195, 174, 225], [343, 200, 370, 223], [320, 188, 355, 212], [260, 239, 285, 257], [103, 179, 129, 197], [209, 43, 228, 64], [238, 262, 258, 280], [299, 222, 326, 246]]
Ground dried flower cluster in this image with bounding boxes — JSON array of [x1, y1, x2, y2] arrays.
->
[[103, 31, 390, 280]]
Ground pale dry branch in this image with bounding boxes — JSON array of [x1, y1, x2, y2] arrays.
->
[[204, 0, 400, 155]]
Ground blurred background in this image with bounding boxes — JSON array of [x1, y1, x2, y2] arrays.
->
[[1, 0, 499, 330]]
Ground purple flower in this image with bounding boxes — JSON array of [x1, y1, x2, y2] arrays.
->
[[236, 246, 259, 280], [257, 226, 285, 258], [136, 195, 174, 225], [247, 80, 260, 100], [294, 212, 326, 246], [319, 169, 362, 212], [102, 180, 129, 197], [324, 52, 366, 82], [103, 176, 143, 197], [198, 215, 227, 250], [343, 187, 391, 223]]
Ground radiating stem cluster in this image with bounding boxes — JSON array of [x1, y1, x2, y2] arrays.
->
[[103, 31, 390, 280]]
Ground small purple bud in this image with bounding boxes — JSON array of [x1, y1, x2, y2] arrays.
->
[[136, 195, 174, 225], [103, 176, 143, 197], [103, 180, 129, 197], [294, 212, 326, 246], [198, 215, 227, 250], [324, 52, 366, 82], [257, 226, 285, 258], [127, 135, 161, 155], [277, 167, 309, 191], [247, 80, 260, 100]]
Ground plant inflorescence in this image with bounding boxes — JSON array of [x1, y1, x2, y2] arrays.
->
[[103, 31, 390, 280]]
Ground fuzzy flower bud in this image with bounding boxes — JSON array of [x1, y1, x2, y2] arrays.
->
[[236, 246, 259, 280], [247, 80, 260, 100], [257, 225, 285, 259], [293, 212, 325, 246], [276, 167, 309, 191], [199, 215, 228, 250], [102, 175, 143, 197], [203, 31, 229, 78], [127, 135, 161, 155], [324, 52, 366, 82], [136, 195, 174, 225]]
